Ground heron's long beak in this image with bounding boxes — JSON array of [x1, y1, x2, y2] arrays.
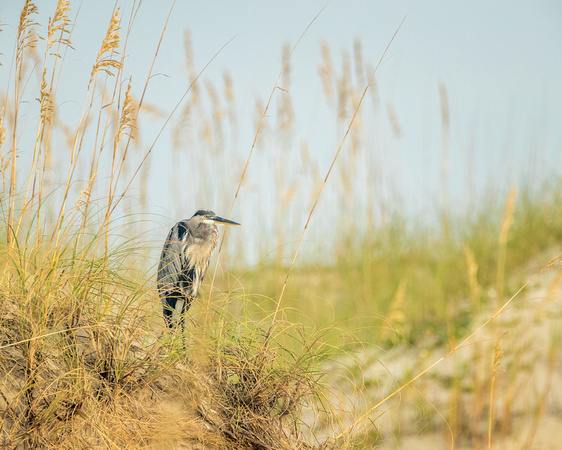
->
[[210, 215, 240, 226]]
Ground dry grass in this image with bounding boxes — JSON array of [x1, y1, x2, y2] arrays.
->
[[0, 271, 328, 448]]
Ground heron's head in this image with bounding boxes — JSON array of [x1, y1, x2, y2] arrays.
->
[[191, 209, 240, 227]]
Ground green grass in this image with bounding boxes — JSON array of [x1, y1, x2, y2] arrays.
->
[[236, 180, 562, 349]]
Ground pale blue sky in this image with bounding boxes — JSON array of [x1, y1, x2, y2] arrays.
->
[[1, 1, 561, 263]]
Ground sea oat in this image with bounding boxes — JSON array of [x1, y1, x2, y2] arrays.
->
[[117, 78, 136, 143], [488, 336, 504, 449], [318, 40, 334, 105], [16, 1, 39, 60], [91, 8, 122, 81], [38, 67, 55, 125], [46, 0, 73, 55], [463, 244, 482, 303], [496, 187, 517, 303]]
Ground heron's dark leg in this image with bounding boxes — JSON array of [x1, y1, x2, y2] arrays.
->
[[162, 297, 177, 329], [177, 296, 194, 336], [177, 297, 187, 333]]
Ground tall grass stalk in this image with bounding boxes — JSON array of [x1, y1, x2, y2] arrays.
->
[[496, 187, 516, 305], [8, 1, 39, 248], [488, 336, 504, 449]]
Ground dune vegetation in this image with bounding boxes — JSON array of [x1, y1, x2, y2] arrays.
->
[[1, 2, 561, 448]]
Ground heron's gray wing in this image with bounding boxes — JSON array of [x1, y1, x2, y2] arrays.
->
[[157, 221, 193, 299]]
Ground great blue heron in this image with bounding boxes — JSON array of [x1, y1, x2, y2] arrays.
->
[[157, 209, 240, 329]]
